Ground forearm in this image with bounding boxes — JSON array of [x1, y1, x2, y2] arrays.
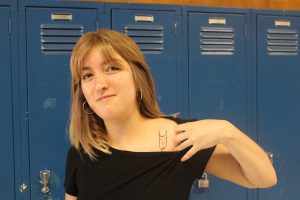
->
[[220, 121, 277, 188]]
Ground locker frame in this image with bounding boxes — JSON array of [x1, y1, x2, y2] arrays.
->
[[0, 3, 20, 200], [0, 0, 16, 6], [252, 8, 300, 200], [0, 5, 14, 200], [17, 2, 104, 199], [251, 8, 300, 139], [104, 2, 184, 117], [182, 6, 253, 200], [11, 6, 22, 200]]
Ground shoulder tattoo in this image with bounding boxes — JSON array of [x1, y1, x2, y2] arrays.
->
[[158, 130, 168, 151]]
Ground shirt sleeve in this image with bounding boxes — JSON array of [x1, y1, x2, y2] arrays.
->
[[185, 145, 216, 179], [170, 116, 216, 179], [64, 146, 79, 196]]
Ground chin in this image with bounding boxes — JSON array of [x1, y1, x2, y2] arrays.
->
[[95, 111, 120, 121]]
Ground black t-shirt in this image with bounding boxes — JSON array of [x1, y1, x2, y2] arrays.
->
[[64, 117, 216, 200]]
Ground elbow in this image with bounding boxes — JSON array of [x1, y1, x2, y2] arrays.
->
[[265, 167, 277, 188], [270, 176, 278, 187], [245, 168, 277, 189], [257, 170, 278, 188], [263, 173, 277, 188], [245, 177, 277, 189]]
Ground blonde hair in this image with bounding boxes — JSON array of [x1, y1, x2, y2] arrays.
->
[[69, 29, 163, 159]]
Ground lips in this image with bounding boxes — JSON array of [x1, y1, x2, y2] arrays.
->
[[97, 94, 116, 101]]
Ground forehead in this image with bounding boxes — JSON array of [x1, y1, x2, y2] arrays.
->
[[82, 46, 127, 69], [83, 46, 105, 66]]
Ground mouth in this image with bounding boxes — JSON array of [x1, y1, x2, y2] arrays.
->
[[97, 94, 116, 101]]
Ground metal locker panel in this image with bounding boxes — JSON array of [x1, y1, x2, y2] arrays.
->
[[188, 12, 247, 200], [111, 9, 179, 114], [0, 0, 9, 5], [0, 6, 15, 200], [256, 14, 300, 200], [26, 7, 97, 198], [189, 12, 247, 127]]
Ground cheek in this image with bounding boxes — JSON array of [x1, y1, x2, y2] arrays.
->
[[122, 78, 137, 97], [81, 83, 92, 100], [114, 73, 136, 92]]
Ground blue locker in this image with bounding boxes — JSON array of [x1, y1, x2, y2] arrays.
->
[[0, 6, 15, 200], [0, 0, 10, 5], [25, 7, 97, 199], [256, 14, 300, 200], [108, 6, 182, 115], [187, 10, 249, 200]]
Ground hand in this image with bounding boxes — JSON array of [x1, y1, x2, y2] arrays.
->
[[173, 119, 230, 162]]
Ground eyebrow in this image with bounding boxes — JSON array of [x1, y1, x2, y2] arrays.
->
[[81, 61, 108, 72], [81, 58, 123, 71], [82, 66, 91, 71]]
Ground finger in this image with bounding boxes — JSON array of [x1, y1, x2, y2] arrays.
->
[[174, 124, 187, 134], [174, 139, 192, 151], [181, 146, 198, 162], [173, 131, 189, 146]]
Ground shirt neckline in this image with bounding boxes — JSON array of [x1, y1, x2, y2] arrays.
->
[[108, 146, 189, 157]]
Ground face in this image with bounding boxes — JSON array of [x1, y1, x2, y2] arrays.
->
[[81, 46, 139, 121]]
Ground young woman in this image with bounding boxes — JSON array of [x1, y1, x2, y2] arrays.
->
[[65, 29, 277, 200]]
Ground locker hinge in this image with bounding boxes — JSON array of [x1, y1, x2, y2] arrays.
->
[[96, 20, 99, 30], [23, 111, 29, 120], [244, 24, 247, 39], [8, 18, 12, 34], [174, 22, 178, 36]]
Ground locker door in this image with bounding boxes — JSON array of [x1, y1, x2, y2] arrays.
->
[[188, 12, 247, 200], [257, 15, 300, 200], [111, 9, 179, 114], [0, 6, 15, 200], [26, 7, 97, 198]]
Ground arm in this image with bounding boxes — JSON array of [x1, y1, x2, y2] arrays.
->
[[65, 193, 77, 200], [174, 120, 277, 188], [206, 121, 277, 188]]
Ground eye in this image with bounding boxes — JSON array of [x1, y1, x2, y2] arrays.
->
[[81, 73, 93, 80], [105, 66, 119, 73]]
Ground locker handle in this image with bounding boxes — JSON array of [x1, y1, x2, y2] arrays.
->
[[209, 17, 226, 25], [40, 170, 51, 193], [51, 13, 73, 21], [135, 15, 154, 22], [275, 20, 291, 27]]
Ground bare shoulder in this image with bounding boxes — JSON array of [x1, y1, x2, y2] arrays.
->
[[153, 117, 178, 132], [157, 116, 178, 126], [151, 117, 178, 151]]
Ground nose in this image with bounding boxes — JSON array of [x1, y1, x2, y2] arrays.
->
[[94, 74, 109, 92]]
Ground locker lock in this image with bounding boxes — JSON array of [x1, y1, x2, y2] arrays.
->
[[198, 172, 209, 189], [40, 170, 51, 193]]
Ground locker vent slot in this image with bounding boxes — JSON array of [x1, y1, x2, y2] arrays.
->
[[40, 24, 83, 53], [125, 25, 164, 54], [200, 27, 234, 55], [267, 29, 298, 56]]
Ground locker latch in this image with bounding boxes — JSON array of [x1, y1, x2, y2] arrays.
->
[[40, 169, 51, 193]]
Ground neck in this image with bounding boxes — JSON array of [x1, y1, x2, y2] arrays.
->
[[105, 111, 149, 149]]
